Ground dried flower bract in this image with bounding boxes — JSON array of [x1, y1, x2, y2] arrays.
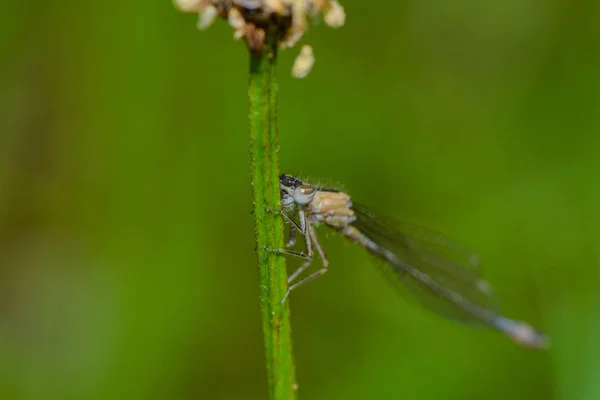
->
[[174, 0, 345, 75]]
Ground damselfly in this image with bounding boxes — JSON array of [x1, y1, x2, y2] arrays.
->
[[273, 174, 548, 349]]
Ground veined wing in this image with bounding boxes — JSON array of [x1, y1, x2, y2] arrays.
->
[[350, 204, 547, 348], [351, 204, 500, 325]]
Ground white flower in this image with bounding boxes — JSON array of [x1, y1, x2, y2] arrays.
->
[[292, 45, 315, 78], [175, 0, 346, 75], [174, 0, 204, 12], [197, 5, 218, 30], [324, 1, 345, 28]]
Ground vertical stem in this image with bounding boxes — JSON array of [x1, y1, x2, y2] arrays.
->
[[248, 34, 298, 400]]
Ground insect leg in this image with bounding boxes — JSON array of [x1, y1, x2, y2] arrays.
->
[[280, 223, 330, 303], [286, 210, 313, 284]]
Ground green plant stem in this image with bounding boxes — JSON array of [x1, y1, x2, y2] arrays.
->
[[248, 35, 297, 400]]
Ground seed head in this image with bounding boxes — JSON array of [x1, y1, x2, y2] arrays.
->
[[174, 0, 345, 77]]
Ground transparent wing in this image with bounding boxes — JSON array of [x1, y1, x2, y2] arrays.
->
[[352, 204, 500, 326]]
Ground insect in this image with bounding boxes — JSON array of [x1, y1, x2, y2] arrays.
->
[[272, 174, 548, 349]]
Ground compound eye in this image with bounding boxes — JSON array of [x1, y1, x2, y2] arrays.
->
[[293, 185, 316, 205]]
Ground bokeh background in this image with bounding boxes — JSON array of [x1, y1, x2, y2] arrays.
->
[[2, 1, 600, 399]]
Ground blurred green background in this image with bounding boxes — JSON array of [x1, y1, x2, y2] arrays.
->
[[1, 1, 599, 399]]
